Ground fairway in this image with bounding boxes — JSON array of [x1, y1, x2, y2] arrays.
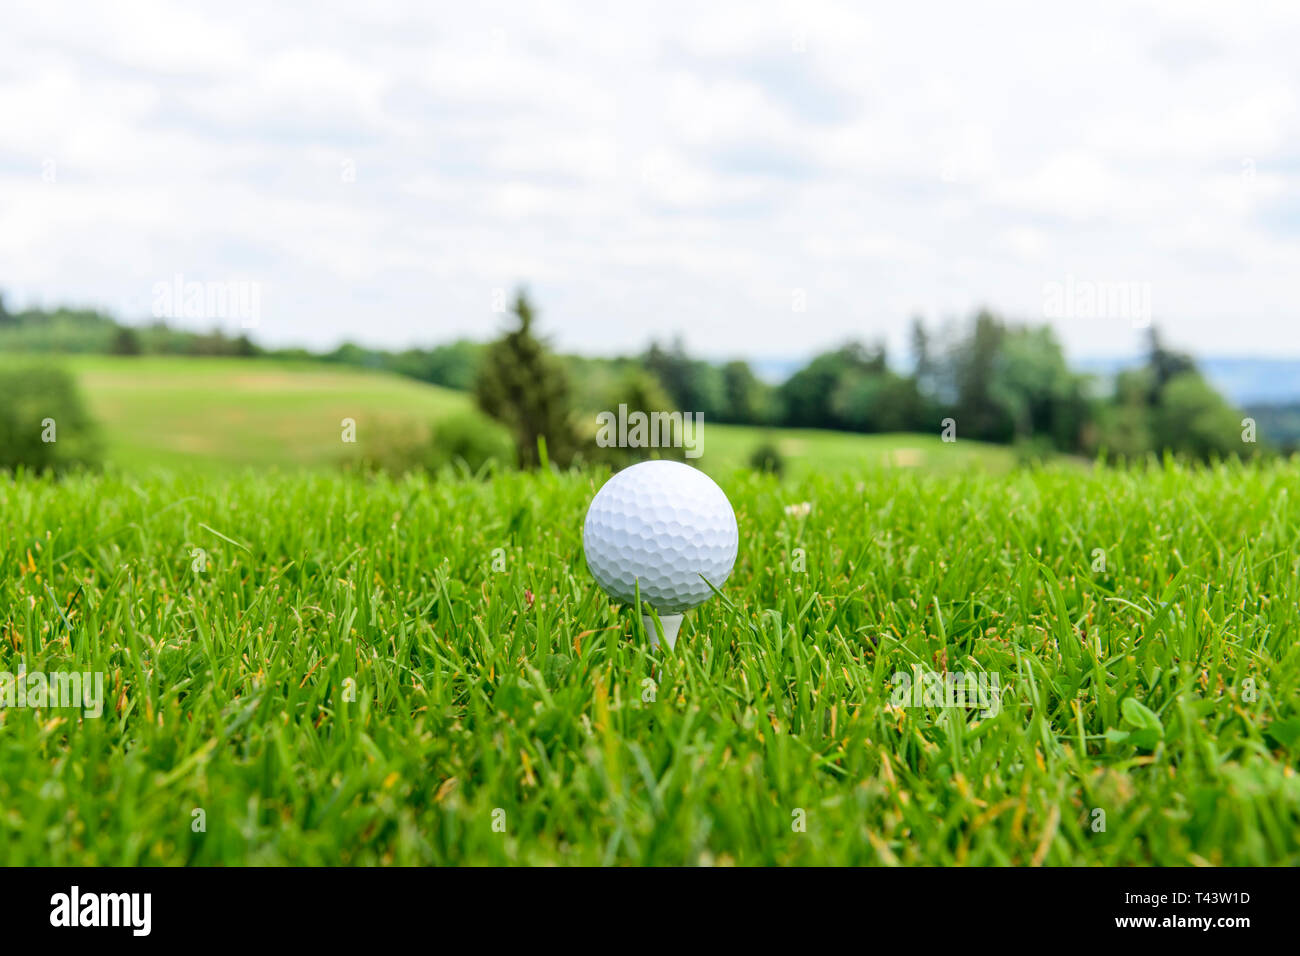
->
[[2, 459, 1296, 865], [15, 355, 472, 470], [702, 423, 1019, 477]]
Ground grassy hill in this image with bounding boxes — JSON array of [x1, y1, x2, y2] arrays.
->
[[4, 355, 1018, 476], [9, 355, 469, 470], [703, 423, 1017, 476]]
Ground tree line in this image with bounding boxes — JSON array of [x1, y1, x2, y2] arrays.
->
[[0, 296, 257, 357], [466, 295, 1260, 466], [0, 289, 1274, 463]]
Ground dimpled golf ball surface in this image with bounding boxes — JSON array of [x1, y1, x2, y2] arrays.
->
[[584, 460, 738, 613]]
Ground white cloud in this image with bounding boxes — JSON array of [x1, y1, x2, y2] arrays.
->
[[1, 0, 1298, 360]]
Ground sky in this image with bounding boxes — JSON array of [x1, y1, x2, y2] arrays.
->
[[2, 0, 1298, 363]]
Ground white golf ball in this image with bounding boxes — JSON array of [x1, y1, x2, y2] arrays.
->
[[583, 460, 738, 613]]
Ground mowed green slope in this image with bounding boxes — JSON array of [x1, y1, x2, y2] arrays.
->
[[30, 355, 472, 470], [6, 355, 1016, 476], [703, 424, 1017, 476], [1, 460, 1297, 864]]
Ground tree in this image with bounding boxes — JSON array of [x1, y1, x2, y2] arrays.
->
[[910, 316, 935, 398], [110, 326, 142, 355], [1091, 328, 1246, 461], [642, 337, 727, 419], [1145, 327, 1196, 402], [585, 366, 683, 466], [989, 326, 1090, 450], [1154, 371, 1244, 459], [643, 338, 691, 406], [831, 368, 929, 433], [721, 360, 768, 424], [392, 340, 483, 390], [1090, 399, 1155, 460], [474, 290, 578, 468], [325, 342, 382, 367], [779, 342, 886, 429], [950, 310, 1014, 442], [608, 366, 674, 418]]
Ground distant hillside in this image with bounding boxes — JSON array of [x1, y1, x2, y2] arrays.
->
[[1200, 358, 1300, 405], [0, 303, 256, 356], [1243, 402, 1300, 452], [0, 306, 120, 352]]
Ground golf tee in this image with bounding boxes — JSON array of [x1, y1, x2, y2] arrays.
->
[[644, 613, 684, 651]]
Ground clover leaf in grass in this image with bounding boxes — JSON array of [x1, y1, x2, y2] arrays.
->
[[1104, 697, 1164, 750]]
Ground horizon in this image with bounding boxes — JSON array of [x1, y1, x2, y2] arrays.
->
[[9, 292, 1300, 405], [9, 291, 1300, 368]]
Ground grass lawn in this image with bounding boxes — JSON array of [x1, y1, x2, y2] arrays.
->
[[2, 459, 1297, 864]]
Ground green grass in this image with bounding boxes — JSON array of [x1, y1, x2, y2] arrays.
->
[[2, 458, 1297, 865]]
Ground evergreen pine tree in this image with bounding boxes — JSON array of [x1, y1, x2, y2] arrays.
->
[[474, 290, 577, 468]]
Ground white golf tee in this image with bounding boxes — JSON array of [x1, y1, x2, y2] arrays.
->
[[644, 613, 684, 651]]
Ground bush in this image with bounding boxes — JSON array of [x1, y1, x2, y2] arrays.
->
[[581, 367, 687, 468], [358, 412, 514, 476], [1012, 435, 1054, 468], [0, 365, 102, 473], [426, 412, 516, 472], [749, 438, 786, 477], [355, 419, 429, 475]]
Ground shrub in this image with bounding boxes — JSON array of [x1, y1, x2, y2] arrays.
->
[[427, 412, 516, 472], [0, 365, 102, 473], [748, 439, 786, 477], [1012, 435, 1054, 468], [581, 367, 687, 468], [358, 412, 514, 476], [355, 418, 429, 475]]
